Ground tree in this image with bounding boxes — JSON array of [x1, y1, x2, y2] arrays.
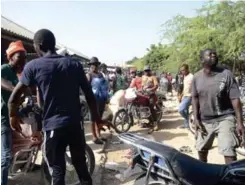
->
[[129, 1, 245, 73]]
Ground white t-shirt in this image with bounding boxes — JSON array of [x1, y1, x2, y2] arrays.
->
[[183, 73, 193, 97]]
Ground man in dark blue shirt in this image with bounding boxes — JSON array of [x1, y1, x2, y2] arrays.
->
[[8, 29, 100, 185]]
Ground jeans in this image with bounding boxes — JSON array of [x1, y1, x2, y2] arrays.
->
[[178, 96, 192, 128], [1, 125, 12, 185]]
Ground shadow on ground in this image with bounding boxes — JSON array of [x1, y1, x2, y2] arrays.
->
[[159, 119, 183, 130]]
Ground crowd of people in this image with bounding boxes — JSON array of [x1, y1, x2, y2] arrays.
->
[[1, 28, 245, 185], [0, 30, 166, 185]]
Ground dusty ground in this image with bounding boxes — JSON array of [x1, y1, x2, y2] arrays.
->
[[101, 97, 244, 185]]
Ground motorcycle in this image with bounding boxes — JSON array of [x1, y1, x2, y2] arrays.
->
[[155, 91, 167, 111], [118, 133, 245, 185], [9, 97, 95, 185], [112, 88, 163, 133]]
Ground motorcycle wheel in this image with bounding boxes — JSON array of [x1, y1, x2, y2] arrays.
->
[[80, 99, 91, 122], [188, 111, 195, 135], [42, 144, 95, 185], [157, 94, 166, 107], [112, 109, 134, 134], [155, 102, 163, 123]]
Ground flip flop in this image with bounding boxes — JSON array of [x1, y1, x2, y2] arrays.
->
[[93, 138, 104, 145], [179, 146, 192, 153], [99, 137, 107, 142]]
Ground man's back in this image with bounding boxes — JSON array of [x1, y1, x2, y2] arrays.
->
[[21, 54, 84, 131]]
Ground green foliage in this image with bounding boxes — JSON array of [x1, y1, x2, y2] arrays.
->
[[129, 1, 245, 73]]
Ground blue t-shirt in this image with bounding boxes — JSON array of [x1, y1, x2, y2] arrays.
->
[[20, 54, 90, 131], [89, 73, 109, 102]]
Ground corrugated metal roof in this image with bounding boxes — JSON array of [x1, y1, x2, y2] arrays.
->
[[1, 15, 34, 40], [1, 15, 89, 59]]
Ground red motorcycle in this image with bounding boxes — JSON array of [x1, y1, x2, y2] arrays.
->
[[112, 88, 163, 133]]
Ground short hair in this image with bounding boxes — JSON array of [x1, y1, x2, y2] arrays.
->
[[200, 48, 216, 60], [181, 63, 189, 70], [34, 29, 56, 51], [116, 67, 122, 74]]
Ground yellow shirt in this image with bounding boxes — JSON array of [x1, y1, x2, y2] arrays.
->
[[183, 73, 193, 97], [142, 75, 158, 89]]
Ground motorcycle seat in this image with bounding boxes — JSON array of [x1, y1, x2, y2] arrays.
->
[[171, 151, 226, 185], [137, 140, 226, 185]]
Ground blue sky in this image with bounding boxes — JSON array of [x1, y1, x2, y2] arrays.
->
[[1, 1, 206, 65]]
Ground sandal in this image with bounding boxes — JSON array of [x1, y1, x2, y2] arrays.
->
[[139, 122, 149, 128], [99, 137, 107, 142], [93, 138, 104, 145], [179, 146, 192, 153]]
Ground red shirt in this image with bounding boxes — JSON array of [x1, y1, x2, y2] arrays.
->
[[130, 77, 142, 90]]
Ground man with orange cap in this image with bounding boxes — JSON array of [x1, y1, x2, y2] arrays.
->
[[1, 40, 26, 185]]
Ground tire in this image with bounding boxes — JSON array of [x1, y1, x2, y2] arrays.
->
[[156, 93, 166, 111], [188, 111, 195, 135], [155, 102, 163, 123], [42, 144, 95, 185], [112, 109, 134, 134], [80, 100, 91, 122], [84, 144, 95, 175]]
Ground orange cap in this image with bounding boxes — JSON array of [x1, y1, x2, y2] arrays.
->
[[6, 40, 26, 60]]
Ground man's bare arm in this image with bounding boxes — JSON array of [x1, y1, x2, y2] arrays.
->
[[231, 98, 243, 126], [192, 96, 201, 121], [36, 87, 42, 107], [8, 82, 28, 117], [1, 78, 15, 92]]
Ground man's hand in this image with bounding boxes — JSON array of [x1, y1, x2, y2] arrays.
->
[[236, 123, 245, 147], [178, 94, 183, 103], [31, 131, 43, 144], [194, 119, 207, 139], [96, 120, 107, 132], [10, 116, 22, 132]]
